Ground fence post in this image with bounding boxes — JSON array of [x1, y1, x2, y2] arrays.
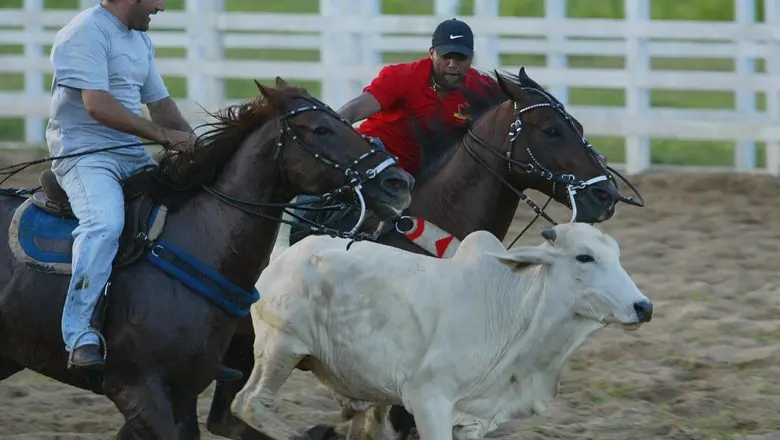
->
[[734, 0, 757, 171], [624, 0, 651, 175], [544, 0, 568, 105], [765, 0, 780, 176], [23, 0, 44, 147], [473, 0, 499, 71], [343, 0, 381, 108], [434, 0, 460, 16], [186, 0, 224, 127], [319, 0, 345, 107]]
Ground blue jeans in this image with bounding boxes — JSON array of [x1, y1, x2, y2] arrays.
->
[[292, 194, 321, 221], [54, 152, 157, 352]]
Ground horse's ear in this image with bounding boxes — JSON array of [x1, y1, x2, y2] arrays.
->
[[519, 66, 529, 80], [275, 76, 289, 88], [493, 70, 514, 98], [254, 79, 273, 99]]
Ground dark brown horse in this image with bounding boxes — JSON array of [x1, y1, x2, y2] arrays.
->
[[0, 77, 413, 439], [205, 68, 644, 440]]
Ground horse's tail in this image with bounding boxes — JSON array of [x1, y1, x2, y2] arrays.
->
[[270, 199, 295, 262]]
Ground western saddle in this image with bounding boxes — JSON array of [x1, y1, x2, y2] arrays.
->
[[29, 168, 166, 269], [31, 169, 74, 217]]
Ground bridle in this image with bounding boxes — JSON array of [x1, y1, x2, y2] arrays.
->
[[396, 84, 644, 248], [202, 94, 399, 240]]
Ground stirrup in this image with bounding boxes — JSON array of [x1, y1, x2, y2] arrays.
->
[[67, 328, 108, 369]]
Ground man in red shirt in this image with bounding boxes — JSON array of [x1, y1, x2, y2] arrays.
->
[[290, 18, 498, 243], [338, 18, 497, 174]]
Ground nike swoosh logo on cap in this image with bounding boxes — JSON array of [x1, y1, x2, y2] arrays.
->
[[449, 34, 463, 39]]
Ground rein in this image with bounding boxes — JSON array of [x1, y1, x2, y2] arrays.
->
[[397, 85, 645, 249], [198, 95, 399, 240], [0, 95, 398, 242]]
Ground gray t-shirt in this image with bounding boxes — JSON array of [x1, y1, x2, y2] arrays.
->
[[46, 4, 169, 175]]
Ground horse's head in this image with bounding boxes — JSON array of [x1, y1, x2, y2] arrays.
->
[[491, 67, 638, 224], [254, 77, 414, 223]]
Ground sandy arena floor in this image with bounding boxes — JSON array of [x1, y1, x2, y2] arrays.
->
[[0, 149, 779, 439]]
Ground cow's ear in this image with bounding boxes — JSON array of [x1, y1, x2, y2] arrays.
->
[[486, 247, 557, 272]]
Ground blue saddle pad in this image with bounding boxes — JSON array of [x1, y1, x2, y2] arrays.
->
[[8, 198, 165, 274], [7, 197, 258, 317]]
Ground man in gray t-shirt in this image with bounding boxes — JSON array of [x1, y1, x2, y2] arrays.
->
[[47, 1, 239, 381]]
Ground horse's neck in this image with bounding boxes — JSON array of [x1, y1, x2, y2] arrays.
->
[[410, 103, 521, 241], [161, 139, 290, 292]]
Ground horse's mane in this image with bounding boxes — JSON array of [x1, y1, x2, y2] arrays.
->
[[409, 69, 545, 186], [146, 83, 306, 207]]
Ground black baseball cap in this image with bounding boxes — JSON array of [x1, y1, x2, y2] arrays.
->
[[431, 18, 474, 59]]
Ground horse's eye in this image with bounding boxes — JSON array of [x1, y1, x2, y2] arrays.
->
[[314, 126, 332, 135], [543, 127, 561, 137], [576, 254, 595, 263]]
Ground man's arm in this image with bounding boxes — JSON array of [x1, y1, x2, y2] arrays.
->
[[139, 41, 193, 134], [338, 65, 405, 123], [82, 90, 169, 143], [338, 92, 382, 124], [146, 97, 192, 132]]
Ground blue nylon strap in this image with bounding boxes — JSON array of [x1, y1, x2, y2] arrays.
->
[[145, 239, 260, 317]]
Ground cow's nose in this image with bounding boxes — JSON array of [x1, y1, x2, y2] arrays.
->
[[633, 300, 653, 323]]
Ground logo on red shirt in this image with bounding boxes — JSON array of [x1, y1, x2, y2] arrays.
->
[[453, 103, 471, 122]]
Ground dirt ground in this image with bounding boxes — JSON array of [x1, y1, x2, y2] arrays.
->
[[1, 148, 779, 440]]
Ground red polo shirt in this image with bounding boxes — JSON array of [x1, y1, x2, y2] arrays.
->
[[357, 57, 496, 174]]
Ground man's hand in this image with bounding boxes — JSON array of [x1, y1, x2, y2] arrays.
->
[[162, 129, 199, 152]]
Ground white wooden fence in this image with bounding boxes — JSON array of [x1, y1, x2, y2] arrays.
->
[[1, 0, 779, 175]]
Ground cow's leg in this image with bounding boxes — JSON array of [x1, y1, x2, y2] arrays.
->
[[231, 333, 309, 439], [364, 405, 397, 440], [330, 390, 377, 440], [404, 393, 453, 440], [332, 391, 374, 421], [345, 411, 366, 440]]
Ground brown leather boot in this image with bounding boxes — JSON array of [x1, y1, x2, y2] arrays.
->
[[69, 344, 105, 371]]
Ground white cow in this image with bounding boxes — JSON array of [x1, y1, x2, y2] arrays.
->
[[232, 223, 653, 440]]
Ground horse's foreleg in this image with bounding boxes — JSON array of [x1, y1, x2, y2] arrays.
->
[[207, 333, 280, 440], [0, 357, 22, 381], [110, 376, 180, 440], [173, 396, 201, 440]]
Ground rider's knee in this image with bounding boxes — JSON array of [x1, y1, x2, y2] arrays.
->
[[81, 213, 125, 239], [101, 215, 124, 238]]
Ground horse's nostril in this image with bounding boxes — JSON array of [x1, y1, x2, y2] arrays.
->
[[382, 177, 411, 193], [590, 187, 613, 202]]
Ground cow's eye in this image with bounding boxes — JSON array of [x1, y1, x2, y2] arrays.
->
[[576, 254, 594, 263]]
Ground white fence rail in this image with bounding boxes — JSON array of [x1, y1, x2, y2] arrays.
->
[[1, 0, 779, 175]]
